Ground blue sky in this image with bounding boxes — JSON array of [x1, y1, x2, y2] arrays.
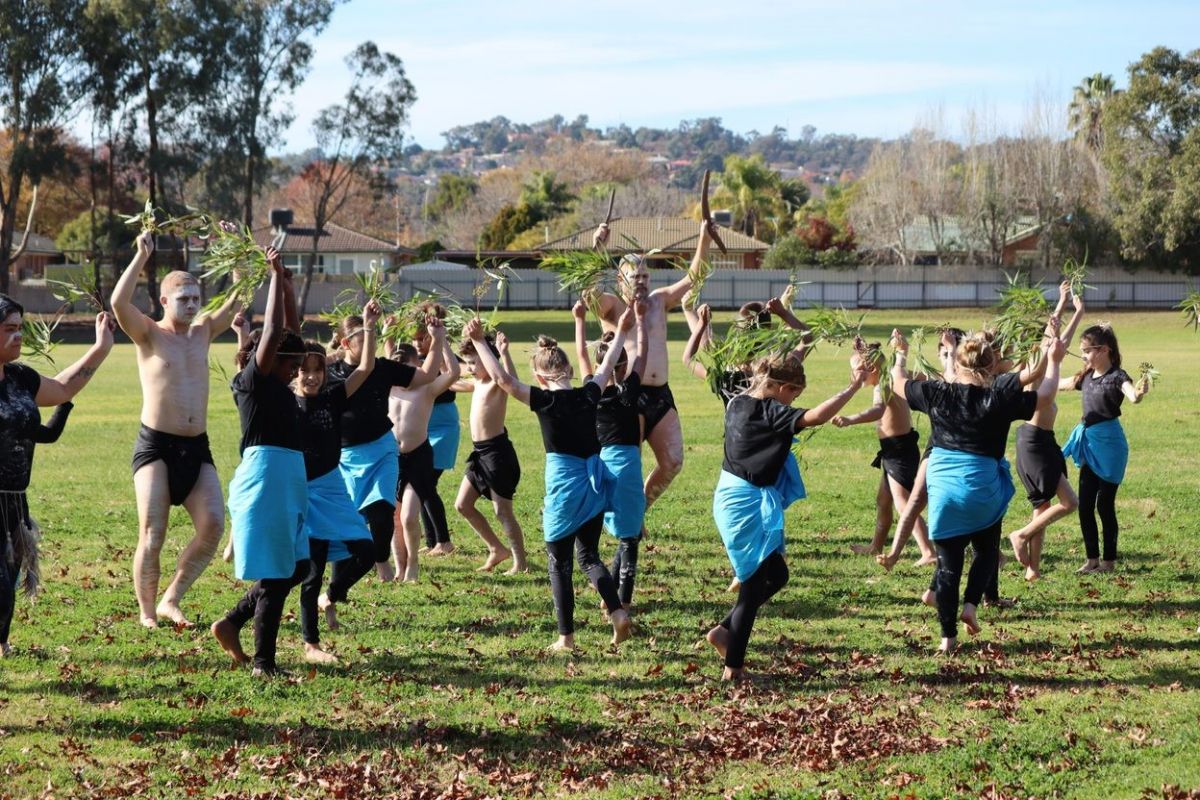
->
[[279, 0, 1200, 151]]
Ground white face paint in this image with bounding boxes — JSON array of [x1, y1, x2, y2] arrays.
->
[[164, 285, 202, 325], [1, 312, 22, 362]]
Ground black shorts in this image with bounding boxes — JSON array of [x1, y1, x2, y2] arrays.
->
[[131, 424, 215, 506], [871, 430, 920, 491], [637, 382, 677, 439], [465, 430, 521, 501], [397, 440, 438, 502], [1015, 424, 1067, 507]]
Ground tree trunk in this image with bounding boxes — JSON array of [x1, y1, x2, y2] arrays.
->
[[0, 202, 15, 296], [298, 246, 318, 319]]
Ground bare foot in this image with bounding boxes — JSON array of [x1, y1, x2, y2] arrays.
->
[[375, 561, 396, 582], [960, 603, 981, 636], [139, 616, 158, 630], [303, 644, 339, 665], [921, 589, 937, 608], [156, 600, 194, 628], [504, 563, 529, 576], [706, 625, 730, 660], [851, 543, 882, 556], [721, 666, 750, 682], [1076, 560, 1100, 575], [1007, 532, 1028, 567], [1097, 560, 1115, 573], [477, 547, 511, 572], [611, 609, 632, 645], [877, 552, 900, 572], [318, 594, 340, 631], [210, 619, 248, 665], [547, 635, 576, 653], [428, 543, 455, 557], [222, 539, 234, 563], [936, 638, 958, 655], [726, 578, 741, 593], [913, 553, 938, 568], [1025, 567, 1041, 582]]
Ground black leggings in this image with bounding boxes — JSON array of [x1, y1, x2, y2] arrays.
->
[[0, 555, 18, 645], [223, 559, 308, 671], [300, 537, 376, 645], [609, 535, 641, 606], [329, 500, 394, 595], [718, 552, 789, 669], [546, 513, 622, 635], [932, 522, 1000, 639], [1079, 464, 1120, 561], [420, 469, 451, 547]]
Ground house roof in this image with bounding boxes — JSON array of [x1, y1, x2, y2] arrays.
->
[[543, 216, 769, 254], [251, 222, 409, 254], [899, 216, 1044, 254], [10, 231, 59, 255]]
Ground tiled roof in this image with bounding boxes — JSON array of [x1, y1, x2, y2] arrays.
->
[[10, 231, 58, 255], [251, 222, 406, 254], [543, 216, 769, 253], [899, 216, 1044, 254]]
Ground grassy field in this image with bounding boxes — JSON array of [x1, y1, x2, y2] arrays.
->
[[1, 309, 1198, 799]]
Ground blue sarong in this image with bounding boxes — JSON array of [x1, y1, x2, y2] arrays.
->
[[713, 453, 806, 582], [305, 468, 374, 545], [428, 401, 461, 471], [542, 452, 606, 542], [925, 447, 1014, 541], [228, 446, 309, 581], [338, 431, 399, 510], [600, 444, 645, 539], [1062, 418, 1128, 485]]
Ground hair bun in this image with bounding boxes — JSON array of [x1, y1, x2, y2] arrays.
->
[[600, 331, 616, 343], [537, 335, 558, 349]]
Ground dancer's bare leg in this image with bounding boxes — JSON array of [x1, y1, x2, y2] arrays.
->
[[158, 464, 222, 626], [493, 497, 527, 574], [400, 486, 422, 582], [454, 479, 509, 572], [878, 463, 930, 571], [643, 409, 683, 512], [852, 475, 891, 555], [133, 463, 171, 628], [889, 476, 935, 566], [1025, 529, 1045, 581], [1013, 475, 1079, 572]]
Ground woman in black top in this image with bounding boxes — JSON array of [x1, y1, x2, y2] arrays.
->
[[0, 298, 114, 656], [466, 310, 634, 652], [325, 313, 443, 585], [210, 249, 310, 676]]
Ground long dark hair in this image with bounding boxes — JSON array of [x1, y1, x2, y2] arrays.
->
[[1073, 323, 1122, 388]]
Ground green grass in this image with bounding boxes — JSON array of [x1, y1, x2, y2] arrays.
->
[[2, 309, 1199, 799]]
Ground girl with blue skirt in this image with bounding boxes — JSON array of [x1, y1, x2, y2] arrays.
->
[[211, 250, 310, 677], [893, 330, 1065, 654], [1060, 324, 1149, 574], [466, 309, 635, 652], [572, 299, 649, 611], [707, 350, 866, 682], [325, 314, 444, 585], [293, 301, 380, 664]]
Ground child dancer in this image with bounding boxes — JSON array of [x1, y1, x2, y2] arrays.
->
[[211, 249, 310, 676], [454, 332, 527, 574], [572, 299, 648, 612], [465, 311, 634, 651], [833, 338, 935, 566], [387, 331, 459, 581], [1008, 283, 1085, 579], [294, 301, 380, 664], [409, 302, 461, 556], [707, 349, 866, 681], [1061, 323, 1149, 574]]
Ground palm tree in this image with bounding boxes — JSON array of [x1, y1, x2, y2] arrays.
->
[[710, 154, 783, 241], [1068, 73, 1118, 152]]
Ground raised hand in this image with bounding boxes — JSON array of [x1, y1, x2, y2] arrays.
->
[[780, 283, 795, 309], [95, 311, 116, 348], [618, 306, 635, 332], [698, 303, 712, 326], [136, 230, 155, 256], [890, 328, 908, 352], [495, 331, 509, 354], [1048, 337, 1066, 363], [363, 300, 382, 326], [427, 316, 446, 341], [592, 223, 610, 249], [572, 300, 587, 320], [767, 296, 786, 316], [265, 246, 284, 274], [464, 317, 483, 342]]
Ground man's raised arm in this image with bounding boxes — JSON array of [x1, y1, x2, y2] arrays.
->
[[111, 231, 156, 343], [657, 221, 712, 309]]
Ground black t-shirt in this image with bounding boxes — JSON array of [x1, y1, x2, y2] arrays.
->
[[0, 363, 42, 491], [715, 369, 750, 408], [905, 372, 1036, 459], [529, 382, 603, 458], [327, 358, 416, 446], [721, 394, 806, 487], [297, 384, 348, 480], [434, 387, 457, 405], [232, 358, 302, 454], [587, 371, 642, 447], [1080, 367, 1130, 427]]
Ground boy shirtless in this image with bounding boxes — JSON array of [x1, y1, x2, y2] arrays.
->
[[387, 332, 459, 581], [111, 230, 242, 627]]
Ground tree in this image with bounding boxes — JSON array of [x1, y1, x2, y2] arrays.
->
[[426, 174, 478, 222], [0, 0, 85, 293], [519, 170, 575, 219], [709, 154, 783, 241], [1101, 47, 1200, 268], [199, 0, 340, 226], [849, 142, 917, 264], [1069, 72, 1118, 153], [761, 235, 815, 270], [296, 41, 415, 315], [479, 202, 538, 250]]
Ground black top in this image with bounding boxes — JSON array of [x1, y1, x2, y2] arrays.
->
[[327, 358, 415, 446], [715, 369, 750, 408], [529, 382, 603, 457], [297, 384, 348, 480], [721, 394, 806, 487], [434, 388, 457, 405], [35, 402, 73, 444], [1080, 367, 1130, 427], [905, 372, 1036, 460], [232, 358, 302, 454], [587, 371, 642, 447], [0, 363, 42, 491]]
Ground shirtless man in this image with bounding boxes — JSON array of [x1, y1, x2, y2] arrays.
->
[[590, 220, 714, 517], [112, 230, 242, 627]]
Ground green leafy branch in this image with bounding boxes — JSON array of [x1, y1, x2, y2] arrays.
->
[[198, 223, 271, 313], [1178, 291, 1200, 331], [1137, 361, 1160, 388], [991, 272, 1050, 363], [20, 314, 62, 365], [1062, 255, 1092, 297]]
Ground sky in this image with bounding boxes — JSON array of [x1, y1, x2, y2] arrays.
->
[[278, 0, 1200, 152]]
